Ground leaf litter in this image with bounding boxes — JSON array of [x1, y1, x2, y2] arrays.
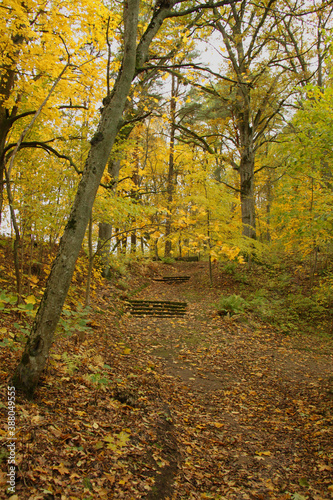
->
[[0, 261, 332, 499]]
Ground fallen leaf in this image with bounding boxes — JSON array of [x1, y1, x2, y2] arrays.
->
[[53, 463, 70, 475], [25, 295, 37, 304], [299, 477, 309, 488]]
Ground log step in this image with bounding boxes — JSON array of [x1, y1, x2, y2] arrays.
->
[[127, 299, 188, 317], [153, 276, 191, 283], [175, 256, 199, 262]]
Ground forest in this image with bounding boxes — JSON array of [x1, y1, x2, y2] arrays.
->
[[0, 0, 333, 498]]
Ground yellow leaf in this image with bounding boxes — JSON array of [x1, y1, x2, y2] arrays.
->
[[319, 465, 332, 471], [94, 440, 104, 450], [104, 473, 115, 484], [25, 295, 37, 304], [93, 355, 104, 366], [53, 463, 69, 475]]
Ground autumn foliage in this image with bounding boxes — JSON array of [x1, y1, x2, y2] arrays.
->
[[1, 0, 333, 497]]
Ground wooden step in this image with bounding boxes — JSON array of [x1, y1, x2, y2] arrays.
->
[[153, 276, 191, 283], [175, 256, 199, 262], [127, 299, 188, 317]]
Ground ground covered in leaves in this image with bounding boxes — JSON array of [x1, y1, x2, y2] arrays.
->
[[0, 261, 333, 499]]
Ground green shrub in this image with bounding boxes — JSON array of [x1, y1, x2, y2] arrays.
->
[[56, 305, 92, 338], [161, 256, 175, 264], [217, 294, 248, 316], [222, 262, 237, 275], [0, 290, 37, 316], [248, 294, 282, 323], [0, 290, 17, 309], [286, 293, 325, 320]]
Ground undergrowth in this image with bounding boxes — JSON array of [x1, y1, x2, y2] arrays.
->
[[219, 258, 331, 334]]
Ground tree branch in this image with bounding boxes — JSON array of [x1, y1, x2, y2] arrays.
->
[[4, 141, 83, 174]]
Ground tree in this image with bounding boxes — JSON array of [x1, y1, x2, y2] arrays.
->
[[0, 0, 109, 221], [165, 74, 178, 257], [171, 0, 333, 241], [267, 85, 333, 266], [0, 0, 113, 303], [11, 0, 241, 397]]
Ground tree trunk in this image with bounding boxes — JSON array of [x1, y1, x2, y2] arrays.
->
[[97, 222, 113, 277], [97, 159, 121, 276], [0, 58, 19, 223], [85, 217, 94, 307], [130, 145, 140, 254], [239, 156, 256, 239], [265, 173, 272, 242], [237, 91, 256, 240], [131, 231, 137, 253], [4, 166, 22, 302], [122, 233, 128, 254], [0, 27, 33, 222], [164, 75, 176, 257], [11, 0, 140, 397]]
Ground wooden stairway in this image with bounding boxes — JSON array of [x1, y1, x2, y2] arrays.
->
[[127, 299, 188, 317]]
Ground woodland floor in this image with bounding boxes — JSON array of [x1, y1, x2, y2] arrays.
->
[[0, 261, 333, 500]]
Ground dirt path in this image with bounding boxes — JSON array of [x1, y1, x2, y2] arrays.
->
[[2, 262, 332, 499], [122, 262, 333, 499]]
